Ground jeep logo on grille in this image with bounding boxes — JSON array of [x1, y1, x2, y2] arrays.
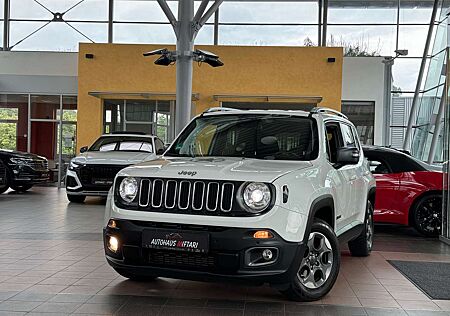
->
[[178, 171, 197, 177]]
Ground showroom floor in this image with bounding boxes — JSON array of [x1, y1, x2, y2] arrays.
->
[[0, 187, 449, 315]]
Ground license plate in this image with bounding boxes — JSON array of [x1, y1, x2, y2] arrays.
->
[[93, 180, 113, 185], [142, 229, 209, 253]]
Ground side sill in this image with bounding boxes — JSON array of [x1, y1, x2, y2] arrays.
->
[[337, 223, 364, 244]]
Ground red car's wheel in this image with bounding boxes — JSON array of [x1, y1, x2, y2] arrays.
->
[[411, 193, 442, 237]]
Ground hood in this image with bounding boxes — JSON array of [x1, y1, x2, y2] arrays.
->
[[119, 156, 313, 182], [0, 149, 46, 161], [72, 151, 157, 166]]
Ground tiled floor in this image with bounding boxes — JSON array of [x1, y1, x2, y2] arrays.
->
[[0, 187, 449, 315]]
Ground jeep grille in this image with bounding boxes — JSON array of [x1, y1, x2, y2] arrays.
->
[[133, 178, 244, 215]]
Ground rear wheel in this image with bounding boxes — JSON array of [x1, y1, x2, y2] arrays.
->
[[411, 193, 442, 237], [10, 184, 33, 192], [113, 268, 158, 282], [348, 200, 374, 257], [0, 163, 10, 194], [67, 194, 86, 203], [281, 219, 340, 301]]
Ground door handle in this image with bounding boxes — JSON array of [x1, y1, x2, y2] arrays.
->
[[350, 175, 357, 181]]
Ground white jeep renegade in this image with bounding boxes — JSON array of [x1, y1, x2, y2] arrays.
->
[[103, 107, 376, 301]]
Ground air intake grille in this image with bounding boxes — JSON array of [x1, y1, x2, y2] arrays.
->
[[148, 250, 215, 269], [28, 160, 48, 170], [136, 178, 243, 215], [79, 165, 127, 186]]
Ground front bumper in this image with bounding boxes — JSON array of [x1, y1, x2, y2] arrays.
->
[[10, 165, 49, 184], [66, 169, 110, 197], [104, 219, 304, 285]]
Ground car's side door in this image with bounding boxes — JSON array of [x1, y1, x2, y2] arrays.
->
[[324, 121, 353, 231], [338, 123, 363, 223], [368, 157, 399, 216], [366, 155, 400, 222]]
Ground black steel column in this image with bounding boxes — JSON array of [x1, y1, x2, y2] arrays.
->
[[3, 0, 10, 50], [108, 0, 113, 43], [214, 8, 219, 45]]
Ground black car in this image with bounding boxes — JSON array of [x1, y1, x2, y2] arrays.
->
[[0, 149, 50, 194]]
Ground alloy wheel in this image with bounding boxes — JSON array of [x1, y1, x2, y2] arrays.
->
[[366, 205, 374, 250], [297, 232, 333, 289], [416, 196, 442, 235]]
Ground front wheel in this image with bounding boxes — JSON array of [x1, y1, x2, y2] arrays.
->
[[10, 184, 33, 192], [0, 163, 10, 194], [348, 200, 374, 257], [281, 219, 340, 301], [411, 193, 442, 237]]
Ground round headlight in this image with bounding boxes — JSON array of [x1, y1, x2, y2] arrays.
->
[[119, 177, 138, 203], [243, 182, 271, 212]]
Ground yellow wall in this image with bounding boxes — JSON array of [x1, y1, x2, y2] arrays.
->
[[77, 43, 343, 150]]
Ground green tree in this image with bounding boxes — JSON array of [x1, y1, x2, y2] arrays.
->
[[0, 108, 18, 150]]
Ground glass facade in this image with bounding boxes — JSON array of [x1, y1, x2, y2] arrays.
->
[[0, 1, 437, 107], [441, 16, 449, 244], [410, 2, 448, 164], [0, 93, 77, 186], [103, 99, 174, 143]]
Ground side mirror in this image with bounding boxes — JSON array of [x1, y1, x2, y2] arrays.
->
[[156, 148, 165, 155], [80, 146, 88, 153], [336, 147, 359, 165]]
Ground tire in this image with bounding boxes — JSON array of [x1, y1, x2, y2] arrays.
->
[[281, 219, 340, 301], [67, 194, 86, 203], [348, 200, 374, 257], [10, 184, 33, 192], [0, 163, 10, 194], [113, 268, 158, 282], [411, 193, 442, 237]]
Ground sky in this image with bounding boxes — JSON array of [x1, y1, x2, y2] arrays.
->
[[0, 0, 442, 92]]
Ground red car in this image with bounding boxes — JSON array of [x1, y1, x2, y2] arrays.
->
[[363, 146, 444, 237]]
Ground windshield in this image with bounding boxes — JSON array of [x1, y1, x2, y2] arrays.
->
[[166, 114, 318, 161], [89, 136, 153, 153]]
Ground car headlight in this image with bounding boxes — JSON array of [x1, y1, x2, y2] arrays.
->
[[9, 157, 32, 165], [69, 160, 83, 170], [119, 177, 138, 204], [242, 182, 271, 213]]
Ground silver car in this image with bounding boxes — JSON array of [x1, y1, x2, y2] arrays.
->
[[66, 133, 165, 203]]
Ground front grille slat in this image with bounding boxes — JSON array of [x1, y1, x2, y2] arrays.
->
[[206, 182, 220, 212], [139, 179, 151, 207], [178, 181, 191, 210], [138, 178, 240, 215], [151, 179, 164, 208], [164, 180, 178, 209], [220, 183, 234, 212], [192, 181, 205, 211]]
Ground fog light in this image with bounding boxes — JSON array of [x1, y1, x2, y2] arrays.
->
[[108, 236, 119, 253], [253, 230, 273, 239], [262, 249, 273, 261], [107, 219, 117, 228]]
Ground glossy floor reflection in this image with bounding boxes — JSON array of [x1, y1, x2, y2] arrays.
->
[[0, 187, 449, 315]]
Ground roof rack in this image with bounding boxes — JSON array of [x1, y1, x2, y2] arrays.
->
[[110, 131, 147, 135], [310, 107, 348, 119], [204, 107, 239, 113]]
